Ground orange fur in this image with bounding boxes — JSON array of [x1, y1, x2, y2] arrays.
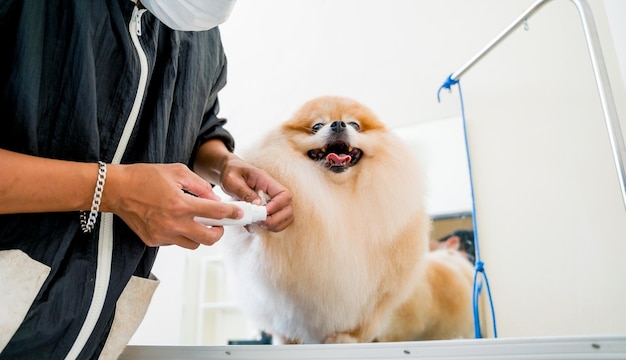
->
[[377, 250, 475, 341], [222, 96, 474, 344]]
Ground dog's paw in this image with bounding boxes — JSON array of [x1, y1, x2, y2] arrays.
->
[[271, 335, 301, 345], [257, 190, 271, 205], [322, 333, 359, 344]]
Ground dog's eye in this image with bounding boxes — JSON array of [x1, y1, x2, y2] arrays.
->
[[348, 122, 361, 131], [311, 123, 324, 133]]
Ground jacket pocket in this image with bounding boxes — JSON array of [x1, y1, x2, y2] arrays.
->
[[0, 249, 51, 352], [99, 273, 160, 360]]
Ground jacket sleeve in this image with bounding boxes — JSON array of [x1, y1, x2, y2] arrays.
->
[[189, 38, 235, 167], [195, 97, 235, 154]]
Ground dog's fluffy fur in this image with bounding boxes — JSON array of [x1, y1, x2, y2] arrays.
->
[[222, 96, 475, 344]]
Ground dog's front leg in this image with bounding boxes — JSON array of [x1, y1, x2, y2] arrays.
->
[[322, 293, 397, 343]]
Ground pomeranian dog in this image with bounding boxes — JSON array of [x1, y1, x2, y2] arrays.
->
[[221, 96, 475, 344]]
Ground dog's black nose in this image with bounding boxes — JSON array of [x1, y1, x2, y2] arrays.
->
[[330, 120, 346, 133]]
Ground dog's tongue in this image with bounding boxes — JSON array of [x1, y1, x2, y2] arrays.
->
[[326, 153, 352, 166]]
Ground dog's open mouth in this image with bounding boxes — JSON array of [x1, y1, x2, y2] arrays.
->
[[307, 140, 363, 173]]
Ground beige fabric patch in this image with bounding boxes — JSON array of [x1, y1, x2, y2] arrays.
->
[[99, 274, 159, 360], [0, 249, 51, 352]]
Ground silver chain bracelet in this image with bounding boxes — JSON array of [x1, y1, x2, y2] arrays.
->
[[80, 161, 107, 233]]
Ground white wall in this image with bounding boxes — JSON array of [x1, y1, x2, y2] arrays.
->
[[604, 0, 626, 90], [455, 0, 626, 337], [132, 0, 626, 344], [394, 118, 473, 216]]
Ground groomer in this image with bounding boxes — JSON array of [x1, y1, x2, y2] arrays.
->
[[0, 0, 293, 358]]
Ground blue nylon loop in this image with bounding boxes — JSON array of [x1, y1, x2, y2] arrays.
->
[[437, 77, 498, 339], [437, 74, 459, 103]]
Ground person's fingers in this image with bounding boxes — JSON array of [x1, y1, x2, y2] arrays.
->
[[203, 159, 294, 232], [261, 186, 293, 231], [140, 220, 226, 248], [262, 205, 293, 232], [124, 195, 238, 248], [177, 168, 220, 201], [160, 236, 201, 250], [161, 201, 238, 246], [180, 223, 225, 247], [222, 172, 262, 205], [189, 196, 243, 221], [264, 190, 291, 216]]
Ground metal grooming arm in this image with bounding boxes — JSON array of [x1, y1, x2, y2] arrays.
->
[[445, 0, 626, 210]]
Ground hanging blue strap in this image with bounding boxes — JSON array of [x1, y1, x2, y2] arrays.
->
[[437, 74, 498, 339]]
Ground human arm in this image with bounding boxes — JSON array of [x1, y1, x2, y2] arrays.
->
[[0, 148, 243, 248], [0, 149, 101, 214], [193, 139, 294, 232]]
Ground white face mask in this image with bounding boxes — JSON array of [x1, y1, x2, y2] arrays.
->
[[140, 0, 236, 31]]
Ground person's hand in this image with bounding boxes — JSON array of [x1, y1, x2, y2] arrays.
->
[[104, 163, 244, 249], [192, 139, 294, 232], [218, 155, 294, 232]]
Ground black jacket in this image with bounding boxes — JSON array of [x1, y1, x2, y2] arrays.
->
[[0, 0, 234, 358]]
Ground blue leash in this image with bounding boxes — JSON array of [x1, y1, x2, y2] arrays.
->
[[437, 75, 498, 338]]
